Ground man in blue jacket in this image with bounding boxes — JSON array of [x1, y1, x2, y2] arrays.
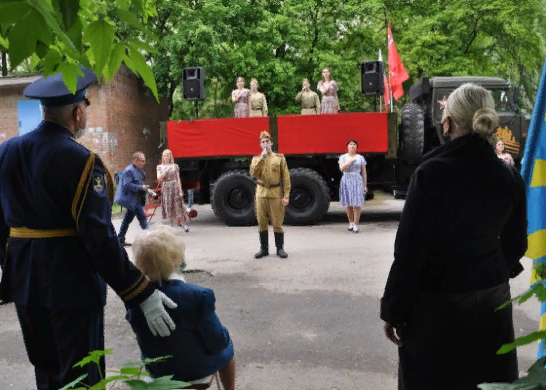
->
[[115, 152, 150, 246]]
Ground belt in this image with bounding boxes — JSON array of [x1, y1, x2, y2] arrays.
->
[[258, 182, 281, 189], [9, 227, 79, 238], [303, 106, 316, 109]]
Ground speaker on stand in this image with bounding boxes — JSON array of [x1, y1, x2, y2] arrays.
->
[[361, 61, 385, 96], [182, 67, 206, 121]]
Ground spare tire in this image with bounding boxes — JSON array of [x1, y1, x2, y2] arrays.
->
[[211, 170, 257, 226], [401, 103, 425, 165], [285, 168, 330, 225]]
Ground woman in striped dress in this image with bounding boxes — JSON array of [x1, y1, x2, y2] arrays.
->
[[338, 140, 367, 233]]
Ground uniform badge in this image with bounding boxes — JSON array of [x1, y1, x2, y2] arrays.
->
[[93, 174, 104, 194]]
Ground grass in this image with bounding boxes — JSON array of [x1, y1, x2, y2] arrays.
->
[[112, 204, 122, 214]]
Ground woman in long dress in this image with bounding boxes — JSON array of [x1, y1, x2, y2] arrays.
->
[[338, 140, 367, 233], [296, 78, 320, 115], [157, 149, 190, 232], [317, 68, 340, 114], [249, 78, 268, 117], [231, 77, 250, 118]]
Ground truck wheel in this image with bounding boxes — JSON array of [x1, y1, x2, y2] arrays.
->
[[401, 103, 425, 165], [285, 168, 330, 225], [211, 170, 257, 226]]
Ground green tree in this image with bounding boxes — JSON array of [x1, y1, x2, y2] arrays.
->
[[0, 0, 161, 100]]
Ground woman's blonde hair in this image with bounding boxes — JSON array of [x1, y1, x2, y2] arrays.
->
[[444, 83, 499, 138], [162, 149, 174, 164], [250, 78, 258, 87], [133, 225, 186, 286], [237, 77, 245, 84], [302, 78, 309, 84]]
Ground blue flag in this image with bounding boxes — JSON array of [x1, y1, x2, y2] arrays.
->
[[521, 54, 546, 359]]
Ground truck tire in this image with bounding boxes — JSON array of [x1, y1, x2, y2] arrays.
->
[[211, 170, 257, 226], [401, 103, 425, 165], [285, 168, 330, 225]]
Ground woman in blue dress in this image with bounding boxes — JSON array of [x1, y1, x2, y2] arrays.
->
[[338, 140, 368, 233]]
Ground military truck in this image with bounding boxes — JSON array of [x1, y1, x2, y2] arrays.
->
[[401, 76, 527, 167], [165, 76, 527, 226]]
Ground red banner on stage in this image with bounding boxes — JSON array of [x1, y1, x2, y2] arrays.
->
[[277, 113, 388, 155], [167, 117, 269, 158]]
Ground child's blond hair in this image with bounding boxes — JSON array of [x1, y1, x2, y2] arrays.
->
[[133, 225, 186, 286]]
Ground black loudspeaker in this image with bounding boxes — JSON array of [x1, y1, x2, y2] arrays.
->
[[182, 67, 206, 101], [361, 61, 385, 96]]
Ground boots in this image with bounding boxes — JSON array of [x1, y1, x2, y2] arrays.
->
[[275, 232, 288, 258], [254, 231, 269, 259]]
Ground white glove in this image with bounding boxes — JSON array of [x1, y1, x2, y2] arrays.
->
[[186, 207, 191, 213], [139, 290, 177, 337]]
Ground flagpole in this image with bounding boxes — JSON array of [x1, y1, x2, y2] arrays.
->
[[380, 96, 383, 113]]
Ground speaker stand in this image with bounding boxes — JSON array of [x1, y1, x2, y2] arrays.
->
[[189, 101, 199, 124]]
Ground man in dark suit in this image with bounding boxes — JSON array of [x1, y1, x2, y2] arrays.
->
[[115, 152, 150, 246], [0, 66, 177, 390]]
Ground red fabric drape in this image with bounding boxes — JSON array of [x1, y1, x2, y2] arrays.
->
[[388, 23, 409, 100], [167, 117, 269, 158], [277, 113, 388, 154]]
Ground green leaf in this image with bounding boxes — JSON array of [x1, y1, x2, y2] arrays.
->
[[58, 374, 88, 390], [106, 42, 125, 83], [125, 375, 190, 389], [29, 0, 77, 55], [72, 349, 112, 369], [85, 19, 114, 78], [8, 10, 39, 69], [476, 384, 514, 390], [497, 331, 546, 354], [0, 2, 32, 25], [58, 0, 80, 30], [36, 41, 48, 58], [115, 9, 158, 41], [66, 17, 83, 52], [128, 46, 159, 101], [123, 53, 138, 75], [127, 38, 158, 54], [142, 355, 173, 365], [29, 53, 40, 70], [43, 47, 62, 74], [116, 0, 129, 10], [119, 366, 141, 375], [0, 35, 8, 49], [58, 63, 85, 94]]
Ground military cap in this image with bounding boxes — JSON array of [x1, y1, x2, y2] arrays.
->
[[23, 65, 97, 107]]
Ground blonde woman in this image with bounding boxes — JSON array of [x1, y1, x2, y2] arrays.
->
[[157, 149, 189, 232], [381, 83, 525, 389], [249, 78, 268, 117], [126, 225, 236, 389], [317, 68, 340, 114], [231, 77, 250, 118]]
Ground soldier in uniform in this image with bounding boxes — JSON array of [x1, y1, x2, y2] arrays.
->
[[0, 66, 177, 390], [249, 131, 291, 259]]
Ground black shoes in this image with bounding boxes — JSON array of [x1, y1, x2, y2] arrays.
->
[[275, 232, 288, 258], [255, 231, 269, 259]]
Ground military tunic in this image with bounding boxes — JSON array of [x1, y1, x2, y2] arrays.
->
[[249, 92, 268, 117], [249, 152, 291, 233], [296, 90, 320, 115], [0, 121, 155, 388]]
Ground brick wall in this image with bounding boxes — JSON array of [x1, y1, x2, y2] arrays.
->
[[0, 86, 27, 142], [0, 65, 169, 183]]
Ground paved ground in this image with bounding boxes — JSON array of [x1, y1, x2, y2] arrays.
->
[[0, 194, 541, 389]]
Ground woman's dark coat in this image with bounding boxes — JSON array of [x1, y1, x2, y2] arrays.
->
[[381, 133, 527, 389]]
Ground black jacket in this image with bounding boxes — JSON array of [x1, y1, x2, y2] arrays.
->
[[380, 133, 527, 326]]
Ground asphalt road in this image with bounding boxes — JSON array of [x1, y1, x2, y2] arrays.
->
[[0, 196, 541, 390]]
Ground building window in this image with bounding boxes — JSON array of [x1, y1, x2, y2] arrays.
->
[[17, 99, 43, 136]]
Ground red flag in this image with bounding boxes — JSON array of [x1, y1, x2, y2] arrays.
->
[[388, 23, 409, 100]]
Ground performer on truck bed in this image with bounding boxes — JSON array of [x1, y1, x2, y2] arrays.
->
[[249, 78, 268, 117], [0, 66, 177, 390], [317, 68, 340, 114], [249, 131, 291, 259], [231, 77, 250, 118], [296, 78, 320, 115]]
